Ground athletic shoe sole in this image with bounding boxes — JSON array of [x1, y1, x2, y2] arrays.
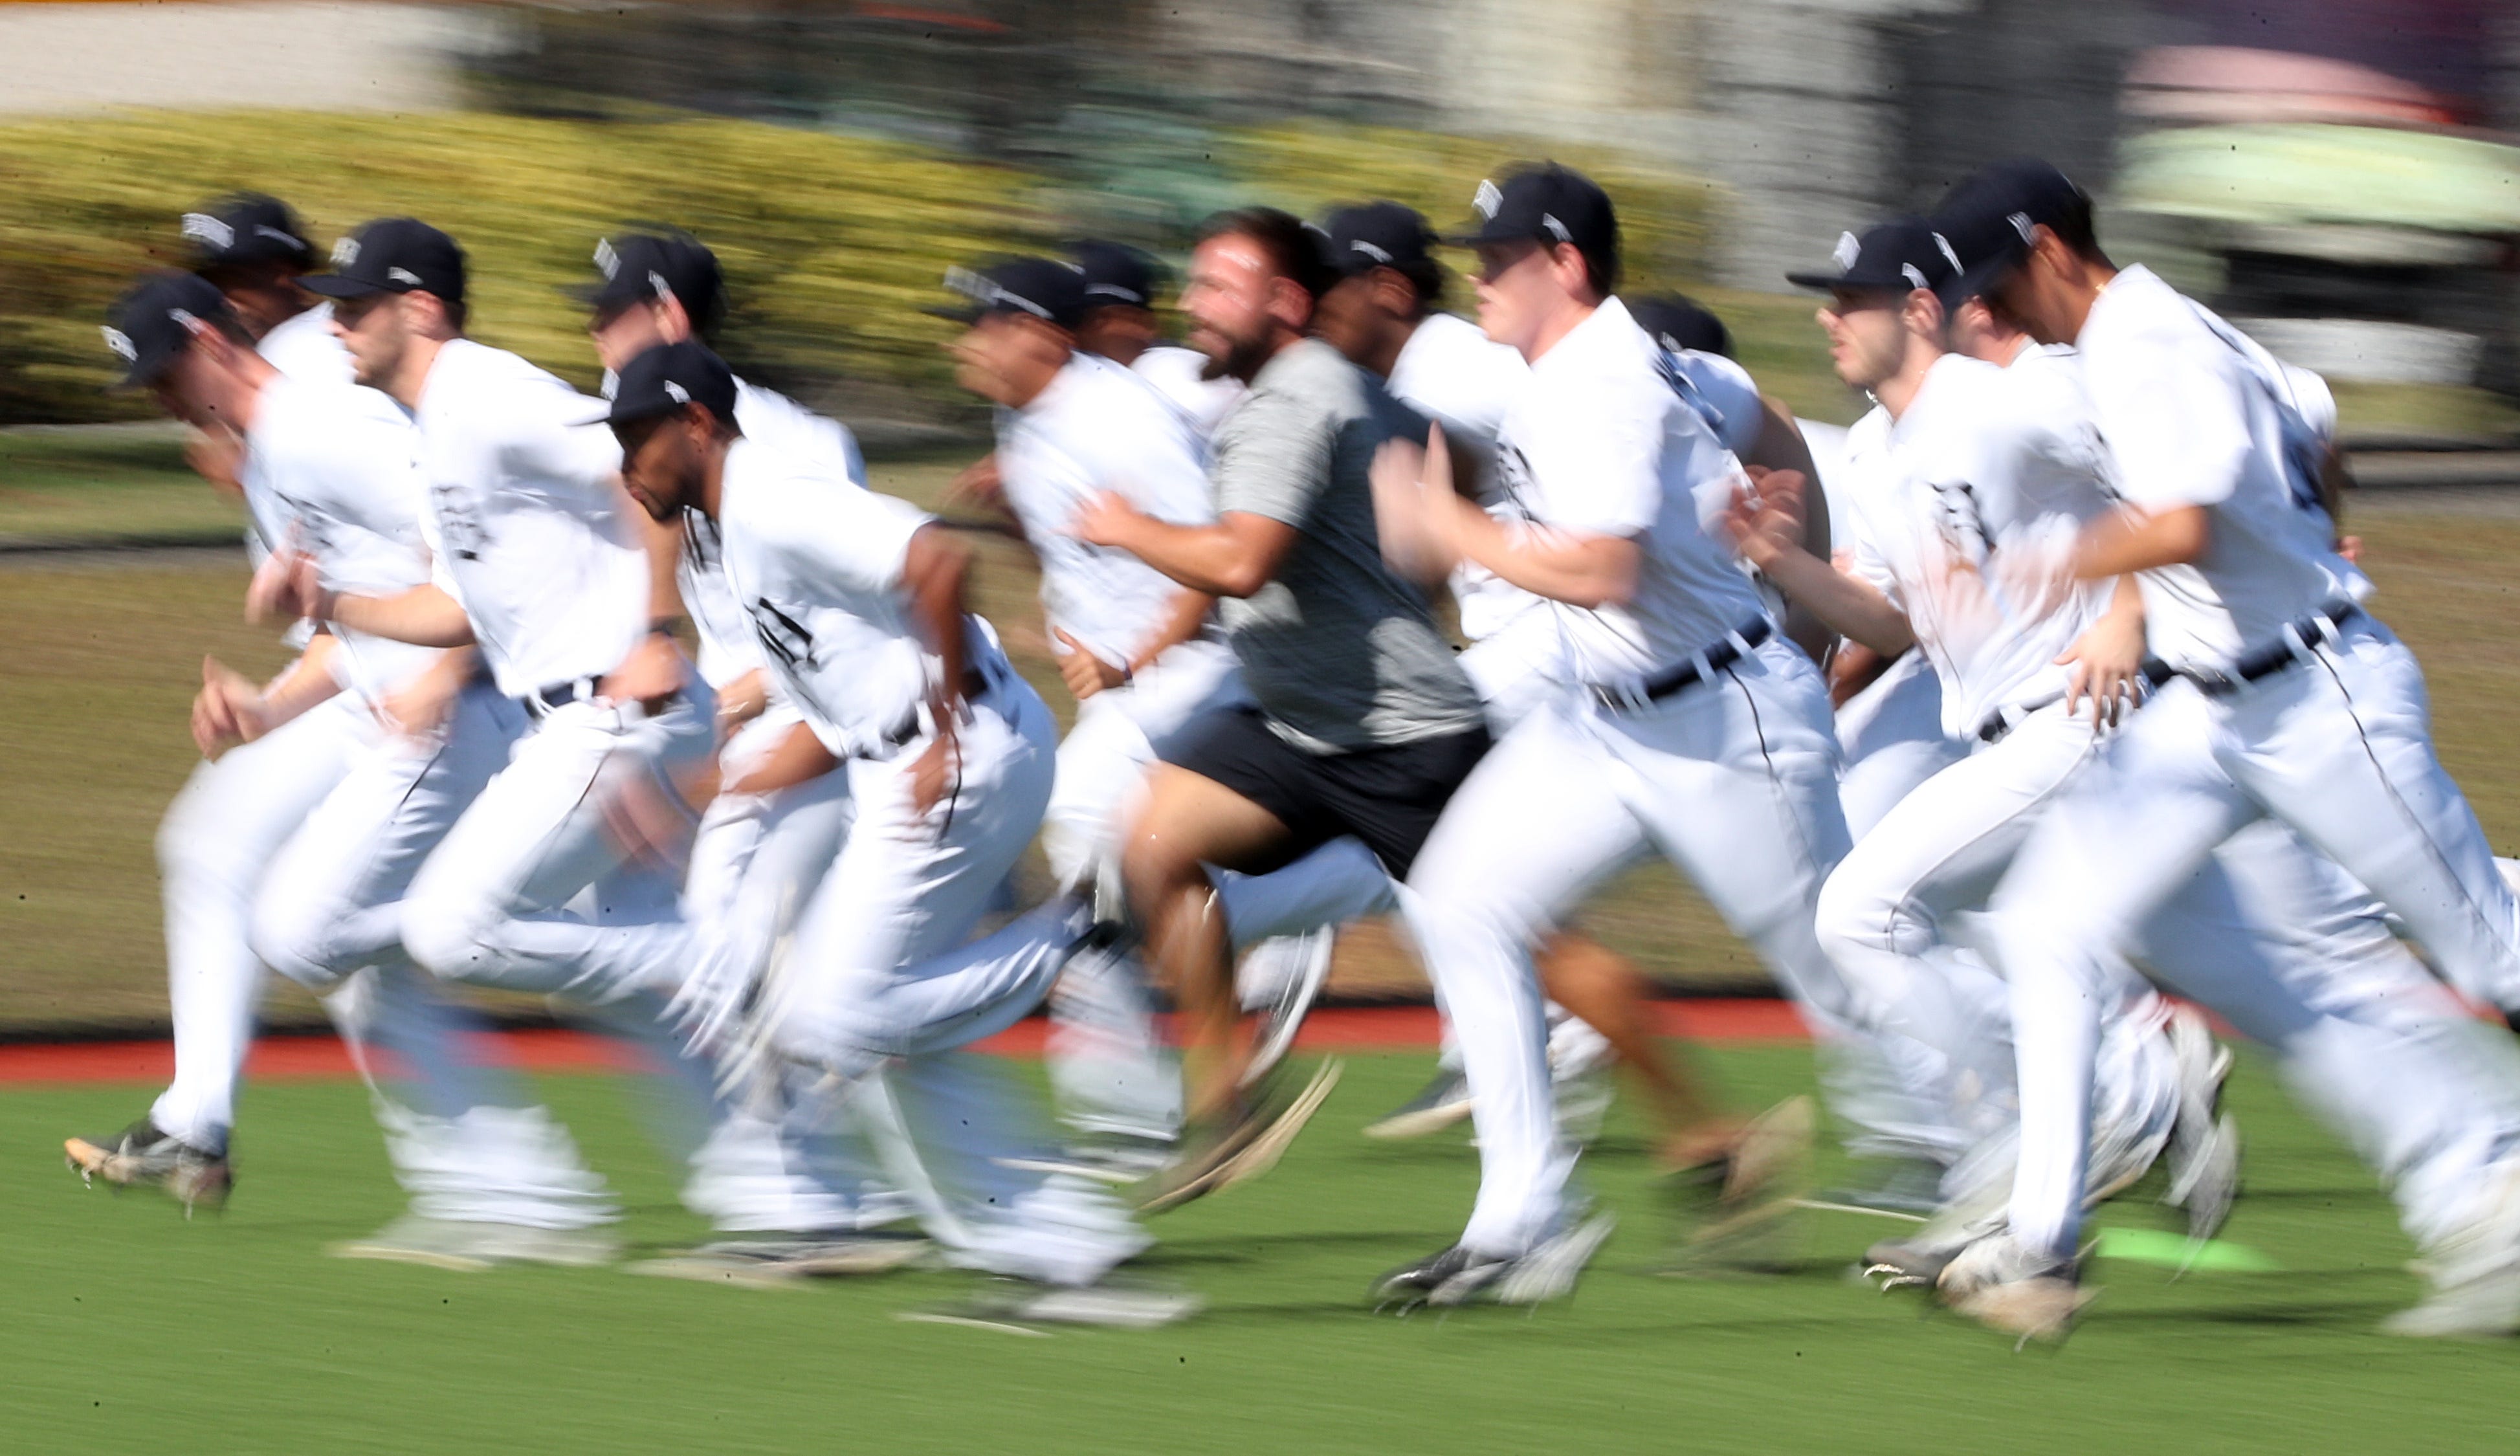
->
[[1138, 1059, 1343, 1215]]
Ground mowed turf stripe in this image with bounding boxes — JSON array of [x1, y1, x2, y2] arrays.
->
[[0, 1000, 1810, 1085]]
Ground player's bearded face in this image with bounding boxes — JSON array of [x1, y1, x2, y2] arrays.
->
[[330, 292, 407, 391], [614, 415, 694, 522], [1182, 234, 1283, 381], [1817, 290, 1905, 391]]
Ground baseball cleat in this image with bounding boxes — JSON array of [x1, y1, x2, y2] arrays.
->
[[902, 1275, 1202, 1331], [1239, 929, 1335, 1087], [1662, 1096, 1815, 1274], [2384, 1161, 2520, 1339], [1936, 1232, 2095, 1347], [64, 1119, 231, 1215], [996, 1134, 1175, 1186], [1136, 1058, 1342, 1215], [629, 1231, 934, 1288], [1362, 1067, 1474, 1140], [1371, 1211, 1617, 1314], [2161, 1004, 2242, 1244], [327, 1213, 621, 1272]]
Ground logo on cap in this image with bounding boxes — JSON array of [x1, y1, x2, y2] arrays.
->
[[1900, 263, 1927, 289], [1540, 214, 1571, 245], [593, 238, 621, 280], [1472, 179, 1503, 221], [100, 325, 136, 362], [181, 214, 234, 250], [386, 267, 422, 286], [1350, 240, 1391, 264], [1832, 232, 1861, 270], [1932, 232, 1963, 273], [648, 270, 673, 303], [331, 236, 360, 267], [254, 225, 304, 249], [2007, 212, 2035, 243], [663, 381, 691, 405]]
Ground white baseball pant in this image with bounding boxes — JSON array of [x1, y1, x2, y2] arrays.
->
[[763, 679, 1147, 1285], [673, 701, 883, 1233], [1407, 639, 1853, 1255], [148, 691, 369, 1153], [1833, 648, 1964, 843], [402, 687, 718, 1000], [1993, 620, 2520, 1261]]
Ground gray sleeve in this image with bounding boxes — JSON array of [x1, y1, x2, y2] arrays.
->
[[1211, 384, 1337, 529]]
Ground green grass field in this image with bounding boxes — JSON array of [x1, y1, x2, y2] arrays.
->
[[8, 1050, 2514, 1453]]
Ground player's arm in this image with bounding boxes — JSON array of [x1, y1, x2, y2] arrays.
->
[[1739, 397, 1838, 662], [722, 718, 841, 797], [192, 634, 348, 757], [1057, 587, 1214, 701], [2056, 573, 2148, 723], [598, 502, 695, 707], [2071, 503, 2210, 579], [1720, 467, 1912, 656], [1070, 502, 1297, 600], [250, 552, 476, 647], [900, 524, 975, 813]]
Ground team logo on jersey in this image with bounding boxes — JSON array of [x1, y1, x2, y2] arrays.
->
[[1472, 179, 1503, 221], [99, 325, 135, 362], [331, 236, 360, 267], [181, 213, 234, 250], [1832, 232, 1861, 270]]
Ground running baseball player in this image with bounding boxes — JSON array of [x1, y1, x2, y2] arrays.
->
[[1929, 160, 2520, 1339], [65, 194, 399, 1209], [1369, 164, 1846, 1308], [577, 229, 903, 1252], [607, 339, 1190, 1327], [252, 216, 722, 1268], [1071, 239, 1245, 439]]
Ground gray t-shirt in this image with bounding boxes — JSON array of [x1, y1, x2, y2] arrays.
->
[[1211, 338, 1486, 753]]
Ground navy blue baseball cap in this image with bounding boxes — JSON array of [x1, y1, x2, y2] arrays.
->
[[573, 230, 728, 333], [1930, 158, 2093, 305], [1785, 217, 1960, 297], [182, 193, 317, 272], [930, 256, 1089, 331], [101, 271, 235, 389], [1450, 162, 1618, 261], [1069, 240, 1167, 311], [1628, 294, 1734, 358], [606, 340, 738, 428], [1318, 201, 1439, 279], [301, 217, 467, 306]]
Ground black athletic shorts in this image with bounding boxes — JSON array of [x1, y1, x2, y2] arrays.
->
[[1158, 704, 1492, 879]]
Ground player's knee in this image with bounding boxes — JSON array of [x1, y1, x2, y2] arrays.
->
[[248, 886, 344, 992], [400, 883, 501, 984]]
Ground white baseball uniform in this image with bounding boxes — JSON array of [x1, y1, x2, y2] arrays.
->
[[144, 310, 371, 1154], [1131, 342, 1244, 441], [1988, 265, 2520, 1263], [1407, 298, 1855, 1256], [714, 437, 1145, 1285]]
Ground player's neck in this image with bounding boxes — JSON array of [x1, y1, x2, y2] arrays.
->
[[1521, 296, 1597, 366], [697, 441, 729, 520], [1872, 344, 1943, 422], [389, 335, 450, 412], [1361, 315, 1418, 381]]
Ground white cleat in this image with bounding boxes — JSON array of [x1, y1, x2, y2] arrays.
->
[[328, 1213, 620, 1273], [2385, 1161, 2520, 1339], [1937, 1232, 2095, 1347]]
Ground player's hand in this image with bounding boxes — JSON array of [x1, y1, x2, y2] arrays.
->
[[596, 755, 701, 872], [944, 453, 1006, 512], [1053, 629, 1129, 701], [190, 656, 267, 757], [2057, 608, 2147, 726], [247, 548, 331, 626], [184, 426, 245, 503], [380, 650, 467, 739], [1369, 435, 1448, 583], [713, 668, 769, 744], [2339, 535, 2363, 564], [599, 631, 689, 712], [1721, 466, 1807, 569], [1069, 491, 1143, 551], [908, 720, 963, 819]]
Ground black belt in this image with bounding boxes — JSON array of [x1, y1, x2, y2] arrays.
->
[[2140, 598, 2361, 698], [1590, 619, 1771, 712], [1973, 694, 2062, 745], [869, 664, 999, 754], [522, 676, 601, 719]]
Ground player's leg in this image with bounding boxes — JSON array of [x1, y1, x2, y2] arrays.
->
[[1402, 705, 1638, 1262], [135, 698, 363, 1158], [1834, 650, 1963, 843], [2225, 624, 2520, 1013], [1982, 686, 2253, 1272], [402, 691, 717, 999]]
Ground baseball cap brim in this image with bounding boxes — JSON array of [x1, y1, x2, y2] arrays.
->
[[299, 273, 397, 300], [105, 340, 183, 392], [1784, 267, 1917, 293]]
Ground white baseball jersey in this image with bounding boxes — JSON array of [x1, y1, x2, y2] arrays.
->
[[995, 351, 1215, 668], [1839, 349, 2116, 736], [1490, 296, 1770, 689], [676, 377, 868, 689], [256, 303, 355, 386], [716, 437, 994, 759], [245, 375, 438, 705], [1386, 311, 1534, 647], [2077, 265, 2369, 671], [1131, 344, 1243, 440], [413, 339, 645, 698]]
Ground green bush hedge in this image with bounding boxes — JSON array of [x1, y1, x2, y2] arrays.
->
[[0, 109, 1718, 425]]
